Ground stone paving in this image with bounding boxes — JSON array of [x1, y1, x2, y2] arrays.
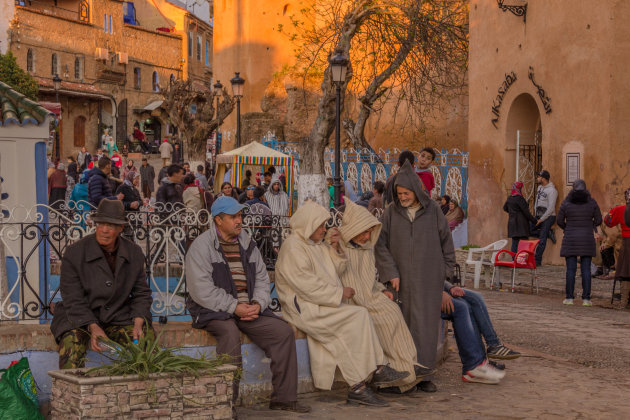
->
[[237, 289, 630, 419]]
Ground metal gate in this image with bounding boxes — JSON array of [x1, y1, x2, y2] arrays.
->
[[516, 130, 542, 208]]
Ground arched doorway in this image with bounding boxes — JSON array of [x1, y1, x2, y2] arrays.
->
[[505, 93, 542, 206]]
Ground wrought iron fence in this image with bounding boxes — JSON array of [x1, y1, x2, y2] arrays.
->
[[0, 201, 294, 324]]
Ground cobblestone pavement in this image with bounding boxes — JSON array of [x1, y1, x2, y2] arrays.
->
[[237, 288, 630, 419]]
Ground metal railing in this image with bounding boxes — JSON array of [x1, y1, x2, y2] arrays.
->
[[0, 202, 293, 324]]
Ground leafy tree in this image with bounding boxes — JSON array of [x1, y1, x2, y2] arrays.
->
[[0, 51, 39, 100], [278, 0, 468, 205]]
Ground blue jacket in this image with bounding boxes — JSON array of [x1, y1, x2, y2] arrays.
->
[[88, 168, 115, 207]]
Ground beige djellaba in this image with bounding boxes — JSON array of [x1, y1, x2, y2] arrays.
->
[[336, 200, 422, 392], [275, 200, 387, 390]]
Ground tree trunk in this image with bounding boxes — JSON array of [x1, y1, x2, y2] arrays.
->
[[297, 2, 374, 207]]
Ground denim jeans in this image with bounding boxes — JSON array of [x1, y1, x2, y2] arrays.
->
[[461, 290, 501, 348], [442, 297, 486, 374], [565, 256, 592, 299], [530, 215, 556, 266]]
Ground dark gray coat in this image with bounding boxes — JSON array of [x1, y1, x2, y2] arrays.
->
[[503, 195, 537, 238], [139, 164, 155, 192], [557, 190, 602, 257], [50, 234, 153, 341], [375, 161, 455, 371]]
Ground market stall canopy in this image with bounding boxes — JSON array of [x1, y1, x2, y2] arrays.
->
[[214, 141, 295, 214], [216, 141, 290, 163]]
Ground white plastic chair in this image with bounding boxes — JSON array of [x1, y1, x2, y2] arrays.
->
[[463, 239, 508, 288]]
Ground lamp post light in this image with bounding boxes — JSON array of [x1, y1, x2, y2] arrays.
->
[[52, 74, 62, 103], [230, 72, 245, 148], [213, 79, 223, 155], [329, 50, 348, 208]]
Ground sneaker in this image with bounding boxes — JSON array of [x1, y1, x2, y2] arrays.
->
[[582, 299, 593, 307], [347, 387, 389, 407], [462, 360, 505, 384], [488, 360, 506, 370], [486, 345, 521, 360], [549, 228, 557, 244], [372, 365, 410, 386], [563, 299, 574, 305]]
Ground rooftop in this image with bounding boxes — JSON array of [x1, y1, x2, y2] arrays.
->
[[0, 81, 52, 126]]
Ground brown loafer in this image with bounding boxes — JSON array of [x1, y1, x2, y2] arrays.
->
[[269, 401, 311, 413]]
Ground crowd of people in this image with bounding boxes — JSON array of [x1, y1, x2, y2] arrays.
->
[[46, 140, 294, 221], [503, 170, 630, 308], [50, 148, 523, 417], [48, 144, 630, 415]]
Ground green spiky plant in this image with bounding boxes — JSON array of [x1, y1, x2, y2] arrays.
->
[[87, 329, 233, 379]]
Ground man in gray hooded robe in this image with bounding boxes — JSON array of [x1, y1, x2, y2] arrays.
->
[[375, 160, 456, 393]]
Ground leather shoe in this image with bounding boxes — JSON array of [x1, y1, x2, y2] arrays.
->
[[347, 387, 389, 407], [269, 401, 311, 413], [418, 380, 437, 393], [372, 365, 410, 386], [414, 365, 437, 379]]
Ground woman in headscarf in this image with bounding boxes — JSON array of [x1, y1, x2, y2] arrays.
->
[[503, 181, 537, 253], [336, 201, 434, 393], [121, 159, 138, 181], [445, 200, 465, 231], [115, 171, 142, 211], [557, 179, 602, 306], [440, 195, 451, 215]]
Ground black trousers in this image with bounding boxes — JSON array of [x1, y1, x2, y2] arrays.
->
[[203, 315, 298, 403]]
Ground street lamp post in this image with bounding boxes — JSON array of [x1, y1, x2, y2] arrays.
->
[[329, 51, 348, 208], [53, 74, 62, 103], [230, 72, 245, 148], [213, 80, 223, 154]]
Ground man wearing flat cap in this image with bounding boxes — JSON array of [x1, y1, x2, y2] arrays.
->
[[186, 196, 310, 413], [51, 199, 153, 369]]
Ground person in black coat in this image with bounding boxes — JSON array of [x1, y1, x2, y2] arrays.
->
[[155, 164, 185, 209], [557, 179, 603, 306], [115, 171, 142, 211], [503, 182, 537, 252], [88, 157, 123, 207]]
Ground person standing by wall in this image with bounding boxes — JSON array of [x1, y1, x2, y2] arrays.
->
[[503, 181, 537, 253], [139, 158, 155, 200], [159, 139, 173, 167], [557, 180, 602, 306], [531, 170, 558, 266]]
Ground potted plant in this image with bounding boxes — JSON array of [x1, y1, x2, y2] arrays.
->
[[48, 331, 237, 419]]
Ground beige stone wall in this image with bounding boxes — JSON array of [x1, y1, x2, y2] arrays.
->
[[212, 0, 468, 151], [468, 0, 628, 264], [50, 368, 235, 419], [0, 0, 14, 53]]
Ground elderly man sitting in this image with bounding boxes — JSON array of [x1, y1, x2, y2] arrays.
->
[[275, 201, 408, 407], [51, 199, 153, 369], [185, 196, 310, 413]]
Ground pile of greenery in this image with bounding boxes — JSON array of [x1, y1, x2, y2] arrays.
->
[[88, 330, 231, 379]]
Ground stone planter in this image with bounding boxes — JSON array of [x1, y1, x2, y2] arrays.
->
[[48, 365, 237, 420]]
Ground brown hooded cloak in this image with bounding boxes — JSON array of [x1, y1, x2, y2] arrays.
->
[[374, 161, 455, 374]]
